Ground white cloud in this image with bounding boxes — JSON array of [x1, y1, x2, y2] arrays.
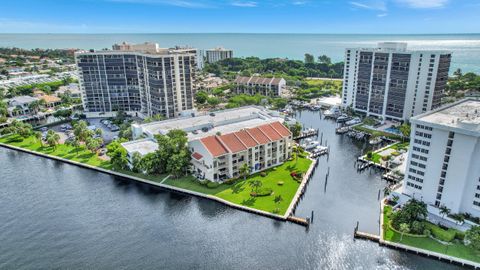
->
[[377, 13, 388, 17], [231, 1, 257, 7], [107, 0, 214, 8], [349, 1, 387, 11], [395, 0, 448, 8], [292, 1, 308, 5]]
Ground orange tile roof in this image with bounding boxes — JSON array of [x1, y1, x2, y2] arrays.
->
[[246, 127, 270, 144], [41, 95, 61, 104], [218, 133, 247, 153], [235, 130, 258, 148], [258, 123, 283, 141], [192, 152, 203, 160], [198, 121, 289, 157], [200, 136, 228, 157], [270, 122, 291, 137]]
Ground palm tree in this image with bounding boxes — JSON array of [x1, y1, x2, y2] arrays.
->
[[95, 128, 103, 137], [239, 163, 251, 180], [273, 195, 284, 213], [399, 223, 410, 242], [249, 180, 262, 193], [34, 131, 43, 145], [440, 205, 451, 219], [46, 130, 60, 149]]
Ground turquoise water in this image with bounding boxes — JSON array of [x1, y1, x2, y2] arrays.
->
[[0, 33, 479, 73]]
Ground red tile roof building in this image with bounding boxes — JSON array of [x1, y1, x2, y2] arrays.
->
[[190, 121, 292, 182], [233, 76, 286, 97]]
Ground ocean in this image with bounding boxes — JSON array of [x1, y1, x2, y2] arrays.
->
[[0, 33, 479, 73]]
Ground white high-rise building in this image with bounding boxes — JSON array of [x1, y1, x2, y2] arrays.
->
[[402, 98, 480, 217], [342, 42, 451, 121], [205, 47, 233, 63]]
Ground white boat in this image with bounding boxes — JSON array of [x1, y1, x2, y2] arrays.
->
[[336, 114, 350, 123], [301, 140, 321, 151], [345, 117, 361, 126], [324, 106, 341, 118], [369, 137, 383, 145]]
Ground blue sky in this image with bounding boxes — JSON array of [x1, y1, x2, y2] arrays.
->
[[0, 0, 478, 33]]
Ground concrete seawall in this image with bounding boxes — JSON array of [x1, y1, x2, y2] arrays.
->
[[0, 142, 314, 224]]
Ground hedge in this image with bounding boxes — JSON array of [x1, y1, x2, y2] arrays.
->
[[425, 222, 457, 242]]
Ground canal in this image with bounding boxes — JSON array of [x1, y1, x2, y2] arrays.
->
[[0, 110, 465, 269]]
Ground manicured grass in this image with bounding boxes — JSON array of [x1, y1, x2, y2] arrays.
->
[[164, 157, 313, 215], [1, 134, 313, 216], [0, 134, 168, 183], [353, 125, 403, 141], [383, 206, 480, 263], [0, 134, 112, 168], [366, 152, 382, 164], [305, 79, 342, 88], [389, 142, 410, 151]]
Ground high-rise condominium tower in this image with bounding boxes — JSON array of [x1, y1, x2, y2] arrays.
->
[[342, 42, 451, 121], [75, 42, 196, 118]]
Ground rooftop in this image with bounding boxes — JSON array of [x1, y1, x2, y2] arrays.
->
[[199, 121, 291, 157], [347, 42, 451, 54], [413, 98, 480, 135], [135, 106, 284, 141], [121, 139, 159, 156], [234, 76, 285, 86]]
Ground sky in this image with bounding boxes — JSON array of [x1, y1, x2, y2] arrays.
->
[[0, 0, 479, 33]]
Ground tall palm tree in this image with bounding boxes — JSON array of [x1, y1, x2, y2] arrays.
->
[[440, 205, 451, 219], [46, 130, 60, 149], [239, 163, 251, 180], [34, 131, 43, 145], [249, 180, 262, 193]]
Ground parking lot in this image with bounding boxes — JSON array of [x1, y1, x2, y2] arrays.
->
[[45, 118, 121, 145]]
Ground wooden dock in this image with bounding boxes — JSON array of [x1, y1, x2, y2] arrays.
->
[[294, 129, 319, 140], [354, 231, 380, 242], [287, 216, 310, 226]]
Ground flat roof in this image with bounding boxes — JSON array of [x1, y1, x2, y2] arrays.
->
[[137, 106, 284, 141], [413, 98, 480, 136], [121, 139, 159, 156]]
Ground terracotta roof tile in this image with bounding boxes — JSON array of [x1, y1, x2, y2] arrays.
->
[[218, 133, 247, 153], [246, 127, 270, 144], [200, 136, 228, 157], [235, 130, 258, 148], [270, 122, 291, 137], [258, 123, 282, 141], [192, 152, 203, 160]]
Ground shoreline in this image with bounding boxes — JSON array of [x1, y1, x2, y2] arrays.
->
[[0, 142, 316, 225]]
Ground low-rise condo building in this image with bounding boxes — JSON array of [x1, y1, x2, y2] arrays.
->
[[402, 98, 480, 217], [75, 42, 197, 119], [234, 76, 286, 97], [123, 106, 292, 182], [190, 121, 291, 182], [342, 42, 451, 121], [205, 47, 233, 63]]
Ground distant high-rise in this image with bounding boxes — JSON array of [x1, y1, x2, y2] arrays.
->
[[205, 47, 233, 63], [342, 42, 451, 121], [75, 42, 197, 118]]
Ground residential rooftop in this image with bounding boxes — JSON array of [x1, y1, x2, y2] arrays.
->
[[413, 98, 480, 136], [234, 76, 284, 86], [121, 139, 159, 156], [132, 106, 284, 141]]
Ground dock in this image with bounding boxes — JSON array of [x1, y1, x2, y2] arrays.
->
[[287, 216, 310, 226], [354, 231, 380, 242], [294, 129, 319, 140]]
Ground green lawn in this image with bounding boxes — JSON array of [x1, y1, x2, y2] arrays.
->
[[383, 206, 480, 263], [164, 157, 313, 215], [1, 134, 313, 216], [389, 142, 410, 151], [366, 152, 382, 164], [353, 125, 403, 141], [0, 134, 168, 183]]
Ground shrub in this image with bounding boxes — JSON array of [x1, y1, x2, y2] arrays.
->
[[260, 172, 267, 177], [277, 181, 284, 186], [206, 181, 220, 189], [425, 223, 457, 242], [223, 178, 238, 185], [367, 152, 373, 159], [251, 188, 273, 197], [423, 229, 431, 237], [455, 231, 466, 241], [411, 221, 425, 235]]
